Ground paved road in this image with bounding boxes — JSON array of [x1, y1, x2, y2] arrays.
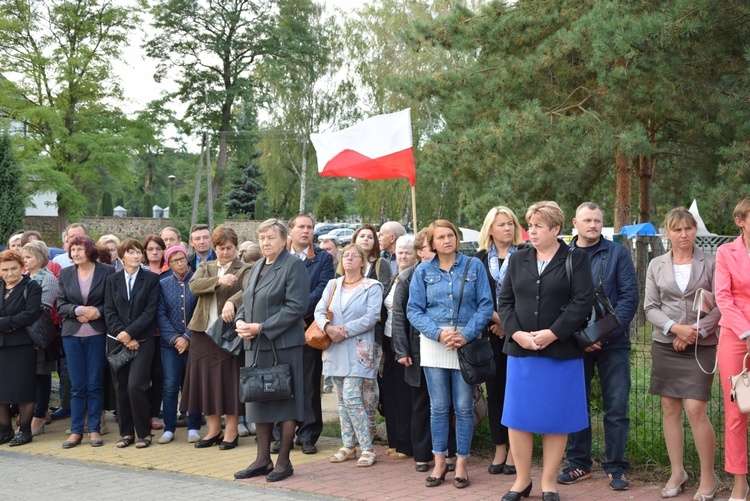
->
[[0, 450, 331, 500]]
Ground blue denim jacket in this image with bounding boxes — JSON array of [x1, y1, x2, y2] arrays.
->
[[407, 253, 493, 342]]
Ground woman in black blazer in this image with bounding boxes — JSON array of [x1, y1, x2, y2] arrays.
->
[[0, 250, 42, 446], [57, 236, 114, 448], [475, 205, 525, 476], [498, 201, 594, 501], [104, 238, 160, 449]]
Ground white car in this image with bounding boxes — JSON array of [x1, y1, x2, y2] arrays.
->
[[319, 228, 355, 246]]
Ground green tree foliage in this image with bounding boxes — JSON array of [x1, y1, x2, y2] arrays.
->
[[146, 0, 319, 208], [315, 193, 337, 221], [226, 151, 264, 219], [101, 191, 114, 217], [0, 133, 24, 244], [0, 0, 144, 230]]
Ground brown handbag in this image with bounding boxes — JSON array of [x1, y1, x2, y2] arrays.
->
[[305, 281, 337, 350]]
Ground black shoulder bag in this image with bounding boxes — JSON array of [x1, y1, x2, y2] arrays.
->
[[565, 248, 621, 348], [456, 258, 496, 385]]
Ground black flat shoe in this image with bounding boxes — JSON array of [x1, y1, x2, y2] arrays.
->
[[270, 440, 281, 454], [0, 428, 14, 445], [542, 492, 560, 501], [502, 482, 533, 501], [219, 436, 238, 450], [194, 433, 223, 448], [234, 462, 273, 479], [489, 461, 505, 474], [415, 462, 431, 472], [504, 464, 517, 475], [8, 431, 32, 447], [266, 464, 294, 482]]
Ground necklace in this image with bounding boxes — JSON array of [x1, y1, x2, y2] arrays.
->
[[672, 251, 694, 265], [343, 275, 363, 285]]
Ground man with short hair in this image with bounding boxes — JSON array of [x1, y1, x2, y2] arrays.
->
[[378, 221, 406, 275], [160, 227, 182, 249], [53, 223, 88, 269], [187, 224, 215, 272], [557, 202, 639, 491], [318, 237, 339, 268], [271, 214, 333, 455]]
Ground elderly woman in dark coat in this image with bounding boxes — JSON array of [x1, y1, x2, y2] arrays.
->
[[0, 250, 42, 446], [233, 219, 310, 483]]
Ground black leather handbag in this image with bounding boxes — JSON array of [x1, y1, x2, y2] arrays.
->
[[455, 260, 496, 385], [107, 341, 138, 371], [239, 336, 294, 403], [205, 318, 243, 356], [565, 249, 621, 349], [22, 287, 59, 350]]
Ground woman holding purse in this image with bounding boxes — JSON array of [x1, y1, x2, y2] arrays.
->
[[717, 198, 750, 501], [233, 219, 309, 482]]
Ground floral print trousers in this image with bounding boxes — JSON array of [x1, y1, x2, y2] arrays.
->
[[332, 376, 374, 451]]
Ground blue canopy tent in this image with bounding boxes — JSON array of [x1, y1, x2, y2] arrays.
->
[[620, 222, 657, 239]]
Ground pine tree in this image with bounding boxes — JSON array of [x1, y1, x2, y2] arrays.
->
[[226, 151, 264, 219], [0, 133, 25, 245], [101, 191, 114, 217]]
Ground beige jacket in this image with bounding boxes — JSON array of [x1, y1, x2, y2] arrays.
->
[[187, 258, 250, 333]]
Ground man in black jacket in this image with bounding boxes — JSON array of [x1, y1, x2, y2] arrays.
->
[[557, 202, 639, 491]]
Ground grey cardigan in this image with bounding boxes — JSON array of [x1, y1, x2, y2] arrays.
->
[[644, 247, 720, 345]]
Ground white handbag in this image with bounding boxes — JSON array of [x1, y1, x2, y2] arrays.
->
[[729, 353, 750, 414]]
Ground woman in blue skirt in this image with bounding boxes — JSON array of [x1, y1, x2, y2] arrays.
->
[[498, 201, 595, 501]]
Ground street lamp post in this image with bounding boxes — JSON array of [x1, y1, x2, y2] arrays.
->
[[168, 175, 176, 217]]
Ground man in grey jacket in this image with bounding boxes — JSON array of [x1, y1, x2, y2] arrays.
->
[[558, 202, 639, 491]]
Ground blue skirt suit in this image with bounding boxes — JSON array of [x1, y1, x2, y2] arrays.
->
[[498, 241, 595, 434]]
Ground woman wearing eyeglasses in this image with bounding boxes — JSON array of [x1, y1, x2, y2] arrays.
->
[[315, 243, 383, 468]]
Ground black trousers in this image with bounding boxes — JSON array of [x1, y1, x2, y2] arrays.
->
[[148, 341, 163, 419], [295, 344, 323, 443], [110, 337, 155, 440], [382, 336, 413, 454], [485, 334, 510, 445]]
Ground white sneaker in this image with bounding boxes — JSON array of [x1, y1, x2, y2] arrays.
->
[[238, 422, 250, 437], [248, 422, 256, 435], [158, 432, 174, 444], [187, 430, 201, 443]]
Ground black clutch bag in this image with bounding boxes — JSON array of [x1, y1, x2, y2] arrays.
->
[[107, 342, 138, 371], [239, 337, 294, 403]]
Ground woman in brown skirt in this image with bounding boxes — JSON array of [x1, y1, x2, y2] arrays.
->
[[182, 226, 250, 450], [644, 208, 721, 500]]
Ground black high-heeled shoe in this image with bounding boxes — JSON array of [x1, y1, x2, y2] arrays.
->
[[219, 436, 239, 450], [502, 482, 533, 501], [488, 461, 505, 475], [542, 492, 560, 501], [425, 465, 449, 487], [194, 433, 224, 448]]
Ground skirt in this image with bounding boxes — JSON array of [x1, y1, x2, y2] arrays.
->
[[502, 355, 587, 434], [649, 340, 716, 401], [180, 331, 243, 416], [245, 344, 304, 424], [0, 344, 37, 403]]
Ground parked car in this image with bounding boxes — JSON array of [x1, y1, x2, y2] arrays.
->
[[318, 228, 354, 246], [313, 223, 346, 243]]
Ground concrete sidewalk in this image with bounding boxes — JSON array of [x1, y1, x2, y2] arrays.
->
[[2, 392, 717, 500]]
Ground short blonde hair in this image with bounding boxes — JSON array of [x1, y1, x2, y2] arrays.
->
[[22, 241, 50, 268], [526, 201, 564, 234], [336, 244, 367, 277], [662, 207, 696, 233], [733, 198, 750, 232], [98, 234, 120, 246], [478, 206, 523, 251]]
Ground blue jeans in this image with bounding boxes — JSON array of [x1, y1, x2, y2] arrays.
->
[[161, 346, 201, 433], [63, 334, 106, 435], [566, 348, 631, 474], [423, 367, 474, 458]]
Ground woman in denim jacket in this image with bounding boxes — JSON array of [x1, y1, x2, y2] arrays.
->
[[407, 220, 493, 489]]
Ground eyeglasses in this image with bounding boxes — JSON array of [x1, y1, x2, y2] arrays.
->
[[169, 257, 187, 265], [341, 253, 362, 260]]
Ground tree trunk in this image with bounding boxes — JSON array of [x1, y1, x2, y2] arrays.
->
[[57, 202, 69, 240], [299, 138, 308, 214], [212, 130, 228, 206], [614, 142, 632, 232], [638, 154, 654, 223]]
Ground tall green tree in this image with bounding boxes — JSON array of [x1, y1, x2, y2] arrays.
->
[[0, 0, 145, 231], [0, 133, 24, 244], [145, 0, 319, 208]]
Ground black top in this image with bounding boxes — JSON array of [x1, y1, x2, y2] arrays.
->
[[498, 240, 595, 359], [0, 275, 42, 347]]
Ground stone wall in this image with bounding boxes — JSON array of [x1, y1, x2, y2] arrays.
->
[[22, 216, 268, 247]]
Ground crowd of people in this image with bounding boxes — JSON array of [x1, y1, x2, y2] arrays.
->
[[1, 197, 750, 500]]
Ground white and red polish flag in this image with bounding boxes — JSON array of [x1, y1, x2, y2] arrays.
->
[[310, 108, 416, 186]]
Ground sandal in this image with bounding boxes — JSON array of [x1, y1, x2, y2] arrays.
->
[[135, 436, 153, 449], [116, 436, 134, 448], [357, 450, 376, 467], [330, 446, 356, 463]]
